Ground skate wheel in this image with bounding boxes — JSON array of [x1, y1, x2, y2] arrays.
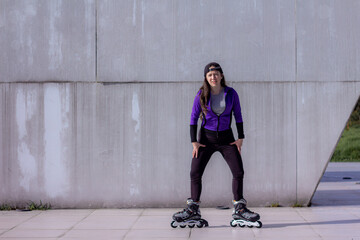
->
[[188, 223, 195, 228], [196, 221, 204, 228], [170, 221, 177, 228], [230, 220, 237, 227], [239, 223, 246, 228], [180, 224, 186, 228], [202, 219, 209, 227], [247, 224, 253, 228], [256, 221, 262, 228]]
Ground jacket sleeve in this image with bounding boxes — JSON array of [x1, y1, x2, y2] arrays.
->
[[232, 89, 245, 139], [190, 91, 202, 142]]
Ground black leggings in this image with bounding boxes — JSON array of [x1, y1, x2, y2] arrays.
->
[[190, 128, 244, 202]]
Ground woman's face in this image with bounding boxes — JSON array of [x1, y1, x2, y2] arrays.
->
[[206, 66, 223, 88]]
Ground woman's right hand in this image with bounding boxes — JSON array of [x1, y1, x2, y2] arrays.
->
[[192, 142, 206, 158]]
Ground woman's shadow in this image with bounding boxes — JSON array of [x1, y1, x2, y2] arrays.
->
[[207, 218, 360, 229]]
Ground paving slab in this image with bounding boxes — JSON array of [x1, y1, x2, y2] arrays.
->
[[0, 205, 358, 240]]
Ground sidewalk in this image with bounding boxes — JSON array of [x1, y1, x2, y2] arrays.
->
[[311, 162, 360, 207], [0, 163, 359, 240]]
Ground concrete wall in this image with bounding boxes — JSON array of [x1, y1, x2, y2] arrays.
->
[[0, 0, 359, 208]]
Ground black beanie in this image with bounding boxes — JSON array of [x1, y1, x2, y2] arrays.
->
[[204, 62, 223, 77]]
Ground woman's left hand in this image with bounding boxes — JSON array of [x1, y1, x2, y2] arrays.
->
[[230, 139, 243, 154]]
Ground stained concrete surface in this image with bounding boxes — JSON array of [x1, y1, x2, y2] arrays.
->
[[297, 0, 360, 81], [97, 0, 295, 82], [1, 0, 360, 208], [0, 0, 96, 82]]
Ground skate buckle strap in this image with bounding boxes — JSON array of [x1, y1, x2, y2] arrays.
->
[[240, 207, 254, 214], [233, 199, 247, 205]]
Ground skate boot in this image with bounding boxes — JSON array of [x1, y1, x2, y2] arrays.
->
[[230, 199, 262, 228], [171, 199, 209, 228]]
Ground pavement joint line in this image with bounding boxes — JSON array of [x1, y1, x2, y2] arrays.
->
[[344, 206, 360, 219], [0, 210, 41, 237], [188, 224, 191, 240], [57, 209, 96, 238], [295, 208, 322, 239], [121, 208, 145, 240]]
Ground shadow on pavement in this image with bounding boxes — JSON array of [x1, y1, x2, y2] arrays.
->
[[321, 171, 360, 182], [202, 218, 360, 229], [311, 189, 360, 206], [262, 218, 360, 229]]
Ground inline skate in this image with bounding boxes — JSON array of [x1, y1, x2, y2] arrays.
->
[[171, 199, 209, 228], [230, 199, 262, 228]]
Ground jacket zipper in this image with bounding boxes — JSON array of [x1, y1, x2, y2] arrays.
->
[[216, 115, 220, 138], [211, 88, 227, 139], [211, 100, 222, 139]]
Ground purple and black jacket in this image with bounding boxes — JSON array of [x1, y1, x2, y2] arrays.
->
[[190, 86, 245, 142]]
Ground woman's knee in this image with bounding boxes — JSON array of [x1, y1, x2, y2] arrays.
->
[[233, 170, 244, 180], [190, 170, 202, 181]]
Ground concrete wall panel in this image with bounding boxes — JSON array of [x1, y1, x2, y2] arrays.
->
[[0, 82, 204, 207], [297, 0, 360, 81], [232, 82, 297, 206], [0, 0, 95, 82], [297, 82, 359, 205], [0, 83, 75, 206], [98, 0, 295, 82], [0, 84, 9, 199], [73, 82, 201, 207], [1, 82, 299, 207]]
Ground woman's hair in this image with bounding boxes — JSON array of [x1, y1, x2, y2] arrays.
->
[[199, 74, 227, 118]]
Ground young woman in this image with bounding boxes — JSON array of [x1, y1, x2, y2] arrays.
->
[[171, 62, 261, 228]]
